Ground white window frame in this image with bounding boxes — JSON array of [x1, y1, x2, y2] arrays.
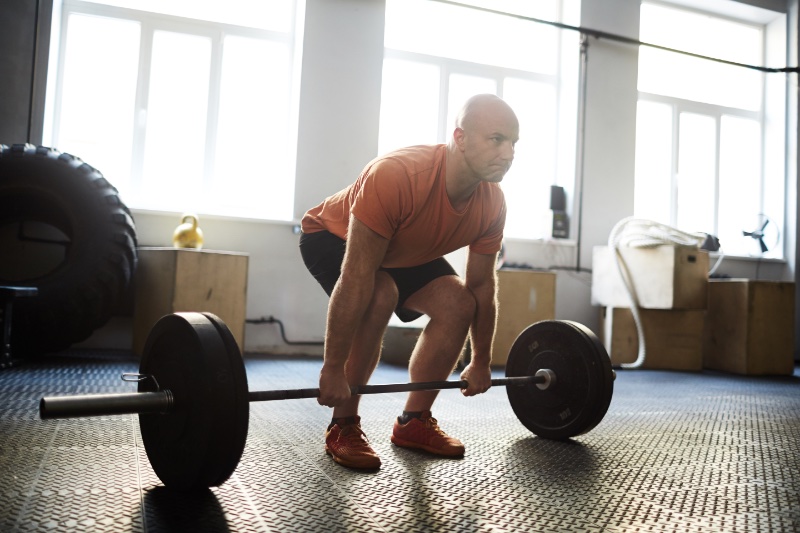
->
[[636, 92, 763, 232], [44, 0, 302, 221], [635, 0, 786, 258], [380, 0, 581, 241]]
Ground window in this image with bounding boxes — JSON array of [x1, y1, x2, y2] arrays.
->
[[45, 0, 302, 220], [634, 1, 785, 257], [380, 0, 580, 240]]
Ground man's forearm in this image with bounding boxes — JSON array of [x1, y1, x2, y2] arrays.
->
[[322, 274, 374, 368], [469, 286, 497, 366]]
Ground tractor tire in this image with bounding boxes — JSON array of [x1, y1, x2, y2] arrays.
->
[[0, 144, 137, 355]]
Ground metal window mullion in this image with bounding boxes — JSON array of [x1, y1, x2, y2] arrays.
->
[[130, 22, 154, 198], [638, 92, 759, 120], [383, 48, 556, 86], [713, 113, 722, 237], [438, 61, 450, 143], [203, 30, 224, 193], [50, 4, 72, 149], [671, 105, 680, 227]]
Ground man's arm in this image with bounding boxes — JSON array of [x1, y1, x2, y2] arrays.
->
[[460, 250, 499, 396], [318, 214, 390, 407]]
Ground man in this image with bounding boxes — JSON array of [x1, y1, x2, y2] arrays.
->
[[299, 94, 519, 469]]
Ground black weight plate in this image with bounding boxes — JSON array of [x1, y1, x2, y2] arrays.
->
[[138, 312, 249, 490], [201, 312, 251, 487], [505, 320, 614, 440]]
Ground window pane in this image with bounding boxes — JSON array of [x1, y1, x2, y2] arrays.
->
[[385, 0, 559, 74], [633, 101, 673, 224], [213, 36, 293, 219], [57, 14, 140, 195], [718, 116, 762, 255], [638, 2, 763, 111], [676, 113, 716, 233], [446, 74, 497, 135], [141, 31, 211, 207], [638, 49, 762, 111], [641, 3, 762, 65], [378, 58, 440, 154], [82, 0, 294, 31], [501, 78, 557, 239]]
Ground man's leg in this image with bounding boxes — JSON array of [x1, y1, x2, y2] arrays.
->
[[332, 270, 398, 418], [401, 275, 476, 411], [323, 270, 398, 469], [388, 275, 475, 457]]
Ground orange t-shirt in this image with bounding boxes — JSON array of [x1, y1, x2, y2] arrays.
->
[[301, 144, 506, 268]]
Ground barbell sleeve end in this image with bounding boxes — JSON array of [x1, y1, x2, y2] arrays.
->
[[40, 391, 174, 419]]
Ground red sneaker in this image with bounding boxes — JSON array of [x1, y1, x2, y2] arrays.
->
[[391, 411, 465, 457], [325, 417, 381, 469]]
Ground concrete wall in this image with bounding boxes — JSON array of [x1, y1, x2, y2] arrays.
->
[[0, 0, 51, 144], [2, 0, 796, 357]]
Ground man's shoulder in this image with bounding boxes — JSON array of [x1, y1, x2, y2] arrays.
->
[[366, 144, 445, 177]]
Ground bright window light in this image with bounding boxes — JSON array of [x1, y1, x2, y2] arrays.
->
[[718, 116, 762, 255], [381, 0, 576, 240], [638, 3, 763, 110], [213, 36, 293, 219], [501, 78, 558, 239], [141, 31, 212, 208], [633, 100, 673, 224], [378, 58, 441, 155], [384, 0, 559, 74], [57, 13, 140, 194], [48, 0, 300, 220], [635, 1, 780, 258], [676, 112, 716, 233], [80, 0, 294, 31]]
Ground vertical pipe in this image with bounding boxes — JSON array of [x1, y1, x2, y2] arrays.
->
[[574, 34, 589, 272]]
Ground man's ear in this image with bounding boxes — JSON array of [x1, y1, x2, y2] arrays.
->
[[452, 127, 466, 150]]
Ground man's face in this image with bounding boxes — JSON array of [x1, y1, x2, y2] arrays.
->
[[459, 107, 519, 184]]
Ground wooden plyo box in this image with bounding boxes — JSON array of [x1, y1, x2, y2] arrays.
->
[[492, 269, 556, 367], [600, 306, 705, 371], [592, 245, 709, 309], [703, 279, 795, 375], [133, 248, 249, 356]]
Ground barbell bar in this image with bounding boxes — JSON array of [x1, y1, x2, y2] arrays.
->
[[40, 372, 555, 419], [38, 312, 615, 491]]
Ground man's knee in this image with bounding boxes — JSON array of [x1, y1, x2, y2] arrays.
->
[[425, 278, 476, 327], [451, 284, 477, 325], [369, 272, 399, 318]]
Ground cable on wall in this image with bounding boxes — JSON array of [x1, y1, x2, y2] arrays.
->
[[246, 316, 324, 346], [431, 0, 798, 74]]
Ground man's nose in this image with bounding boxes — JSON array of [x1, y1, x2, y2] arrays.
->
[[501, 141, 515, 161]]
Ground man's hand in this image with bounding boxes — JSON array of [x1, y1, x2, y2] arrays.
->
[[318, 364, 352, 407], [459, 362, 492, 397]]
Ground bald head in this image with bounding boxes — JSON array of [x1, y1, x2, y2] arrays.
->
[[447, 94, 520, 186], [452, 94, 518, 142]]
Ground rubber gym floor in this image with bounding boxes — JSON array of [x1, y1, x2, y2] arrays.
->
[[1, 350, 799, 533]]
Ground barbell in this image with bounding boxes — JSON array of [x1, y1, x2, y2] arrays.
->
[[39, 312, 615, 491]]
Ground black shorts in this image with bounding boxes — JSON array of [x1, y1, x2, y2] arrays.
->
[[299, 230, 456, 322]]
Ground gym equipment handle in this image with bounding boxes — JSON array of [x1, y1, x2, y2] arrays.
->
[[247, 375, 543, 402]]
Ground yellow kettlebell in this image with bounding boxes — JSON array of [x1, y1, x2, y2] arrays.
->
[[172, 213, 204, 249]]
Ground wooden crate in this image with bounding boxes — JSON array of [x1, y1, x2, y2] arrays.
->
[[600, 306, 705, 371], [703, 279, 795, 375], [592, 245, 709, 309], [492, 269, 556, 367], [133, 248, 249, 356]]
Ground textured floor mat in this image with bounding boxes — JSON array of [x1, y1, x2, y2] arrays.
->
[[1, 351, 799, 532]]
